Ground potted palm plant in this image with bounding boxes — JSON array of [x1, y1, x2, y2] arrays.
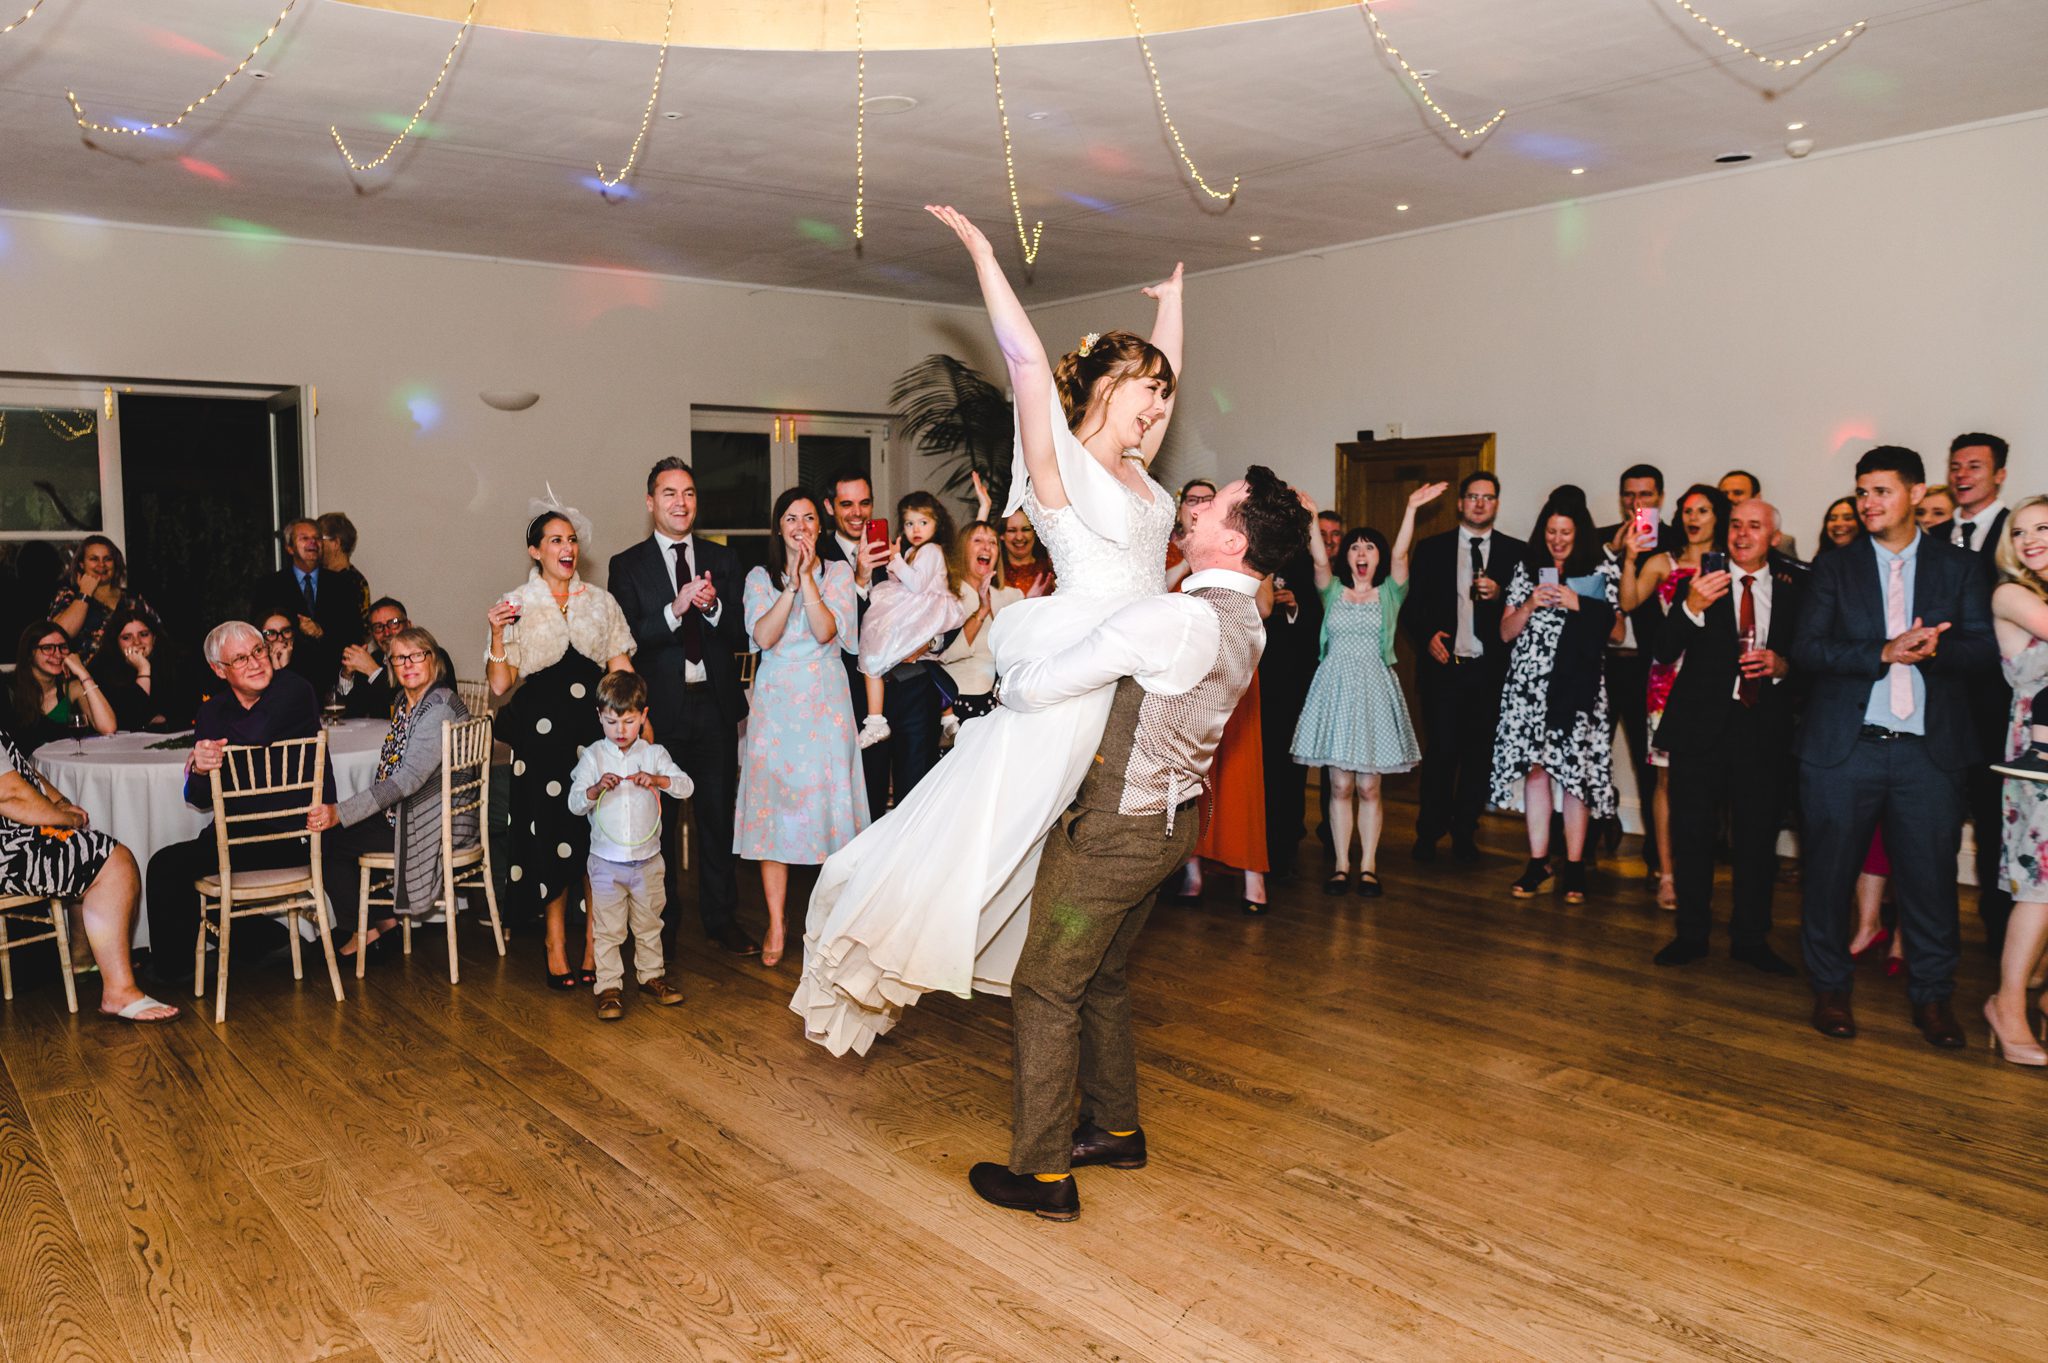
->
[[890, 355, 1014, 512]]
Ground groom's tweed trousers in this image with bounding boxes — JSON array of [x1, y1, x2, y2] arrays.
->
[[1008, 585, 1261, 1175]]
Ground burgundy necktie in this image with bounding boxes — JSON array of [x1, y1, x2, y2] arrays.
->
[[1738, 574, 1760, 708], [673, 541, 703, 664]]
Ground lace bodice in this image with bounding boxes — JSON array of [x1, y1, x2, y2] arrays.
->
[[1024, 473, 1174, 601]]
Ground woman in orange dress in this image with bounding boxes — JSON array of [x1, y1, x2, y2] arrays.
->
[[1165, 480, 1272, 913]]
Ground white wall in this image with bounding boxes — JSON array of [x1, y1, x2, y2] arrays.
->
[[0, 212, 998, 656], [1030, 112, 2048, 546]]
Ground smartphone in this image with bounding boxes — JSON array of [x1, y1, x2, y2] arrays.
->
[[865, 517, 889, 546], [1538, 567, 1560, 588], [1701, 550, 1728, 576], [1632, 506, 1658, 543]]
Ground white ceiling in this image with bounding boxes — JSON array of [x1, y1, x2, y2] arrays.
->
[[2, 0, 2043, 305]]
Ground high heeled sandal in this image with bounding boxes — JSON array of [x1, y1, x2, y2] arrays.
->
[[1509, 859, 1551, 898]]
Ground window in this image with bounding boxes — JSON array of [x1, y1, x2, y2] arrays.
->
[[689, 410, 889, 575]]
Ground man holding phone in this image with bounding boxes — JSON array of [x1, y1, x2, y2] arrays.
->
[[1648, 499, 1804, 974]]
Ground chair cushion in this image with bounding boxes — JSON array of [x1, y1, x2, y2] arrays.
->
[[195, 866, 314, 898]]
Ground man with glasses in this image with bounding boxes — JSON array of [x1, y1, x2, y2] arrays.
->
[[336, 597, 455, 720], [1400, 470, 1524, 862], [142, 620, 331, 981]]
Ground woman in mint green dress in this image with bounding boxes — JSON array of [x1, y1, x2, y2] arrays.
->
[[1292, 484, 1444, 896]]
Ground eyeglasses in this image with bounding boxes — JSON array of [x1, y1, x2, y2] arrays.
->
[[33, 642, 70, 656], [262, 627, 294, 640], [370, 618, 408, 635], [388, 651, 429, 667], [221, 649, 268, 671]]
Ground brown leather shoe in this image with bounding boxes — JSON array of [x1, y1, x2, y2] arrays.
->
[[638, 976, 685, 1007], [1912, 998, 1967, 1049], [595, 988, 624, 1021], [1811, 989, 1856, 1039]]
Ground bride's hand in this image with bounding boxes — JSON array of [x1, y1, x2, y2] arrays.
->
[[927, 205, 994, 262], [1141, 263, 1184, 302]]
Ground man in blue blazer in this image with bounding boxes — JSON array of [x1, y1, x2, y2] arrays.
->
[[608, 459, 755, 956], [1793, 446, 1995, 1048]]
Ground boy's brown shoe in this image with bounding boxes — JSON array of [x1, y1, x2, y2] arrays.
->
[[595, 989, 625, 1021], [638, 977, 685, 1007]]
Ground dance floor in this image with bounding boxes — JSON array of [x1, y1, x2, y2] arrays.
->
[[3, 814, 2044, 1363]]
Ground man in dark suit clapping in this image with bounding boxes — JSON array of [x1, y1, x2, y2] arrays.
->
[[1794, 446, 1996, 1048], [1650, 499, 1804, 974], [607, 459, 756, 956], [1399, 471, 1525, 862]]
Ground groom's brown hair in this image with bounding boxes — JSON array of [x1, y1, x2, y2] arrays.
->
[[1231, 465, 1310, 576]]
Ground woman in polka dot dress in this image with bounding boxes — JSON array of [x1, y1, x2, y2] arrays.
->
[[485, 508, 637, 988]]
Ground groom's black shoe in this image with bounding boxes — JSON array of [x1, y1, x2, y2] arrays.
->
[[1070, 1122, 1147, 1169], [968, 1163, 1080, 1221]]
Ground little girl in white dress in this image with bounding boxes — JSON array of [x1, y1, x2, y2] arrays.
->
[[855, 491, 969, 749]]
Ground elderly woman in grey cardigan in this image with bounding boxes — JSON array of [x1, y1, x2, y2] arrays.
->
[[308, 627, 477, 958]]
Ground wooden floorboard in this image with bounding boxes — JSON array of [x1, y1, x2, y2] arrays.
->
[[2, 800, 2045, 1362]]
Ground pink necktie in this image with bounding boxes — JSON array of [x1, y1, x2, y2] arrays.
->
[[1886, 557, 1912, 720]]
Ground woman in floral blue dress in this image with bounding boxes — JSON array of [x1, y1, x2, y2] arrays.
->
[[737, 488, 869, 966]]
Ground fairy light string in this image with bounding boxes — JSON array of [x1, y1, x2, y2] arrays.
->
[[1667, 1, 1866, 70], [68, 0, 300, 136], [595, 0, 675, 189], [852, 0, 867, 239], [984, 0, 1043, 265], [1357, 0, 1505, 143], [1126, 0, 1237, 200], [2, 0, 50, 39], [331, 0, 480, 173]]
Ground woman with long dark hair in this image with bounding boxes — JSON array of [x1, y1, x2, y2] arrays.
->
[[48, 535, 156, 659], [1814, 496, 1860, 558], [485, 503, 636, 988], [10, 621, 115, 750], [87, 606, 195, 732], [1491, 489, 1621, 903]]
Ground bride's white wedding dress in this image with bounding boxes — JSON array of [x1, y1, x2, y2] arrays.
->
[[791, 388, 1176, 1056]]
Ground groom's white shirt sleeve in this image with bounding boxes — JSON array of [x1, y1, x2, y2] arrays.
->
[[1000, 569, 1264, 712]]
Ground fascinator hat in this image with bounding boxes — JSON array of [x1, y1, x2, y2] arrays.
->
[[524, 482, 595, 557]]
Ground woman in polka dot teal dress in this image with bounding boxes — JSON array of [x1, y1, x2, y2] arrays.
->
[[485, 507, 637, 988]]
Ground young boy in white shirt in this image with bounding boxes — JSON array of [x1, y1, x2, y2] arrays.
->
[[566, 671, 693, 1020]]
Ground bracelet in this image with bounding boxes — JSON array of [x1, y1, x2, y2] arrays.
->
[[80, 682, 100, 693], [486, 649, 507, 663]]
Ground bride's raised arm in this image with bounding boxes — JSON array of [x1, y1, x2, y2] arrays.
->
[[928, 205, 1063, 506], [1138, 264, 1184, 465]]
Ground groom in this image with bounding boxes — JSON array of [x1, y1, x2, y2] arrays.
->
[[968, 466, 1309, 1221]]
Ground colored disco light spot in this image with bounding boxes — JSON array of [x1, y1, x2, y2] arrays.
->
[[1085, 144, 1133, 174], [1210, 386, 1233, 414], [373, 112, 446, 139], [581, 174, 637, 198], [1507, 130, 1592, 165], [873, 265, 928, 285], [395, 387, 442, 433], [1829, 421, 1877, 453], [144, 27, 228, 62], [212, 216, 283, 244], [1834, 68, 1901, 101], [1554, 200, 1587, 259], [797, 218, 846, 247], [115, 119, 173, 139], [0, 222, 12, 258], [179, 156, 231, 184], [1061, 191, 1115, 213]]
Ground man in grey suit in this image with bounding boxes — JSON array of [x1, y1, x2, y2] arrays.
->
[[1794, 445, 1996, 1048]]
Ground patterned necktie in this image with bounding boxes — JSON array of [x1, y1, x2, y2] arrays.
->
[[1885, 557, 1912, 721], [672, 541, 703, 664], [1738, 574, 1760, 708]]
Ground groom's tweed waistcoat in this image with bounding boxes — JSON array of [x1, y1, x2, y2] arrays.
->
[[1074, 584, 1264, 825]]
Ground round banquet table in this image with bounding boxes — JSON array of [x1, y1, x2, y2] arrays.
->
[[34, 720, 389, 946]]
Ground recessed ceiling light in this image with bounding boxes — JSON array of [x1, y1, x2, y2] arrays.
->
[[862, 95, 919, 116], [250, 71, 270, 79], [662, 111, 682, 120], [1395, 203, 1410, 211], [1570, 167, 1585, 175], [1786, 121, 1805, 131], [1714, 152, 1753, 164], [1026, 111, 1052, 121], [1248, 234, 1262, 242], [1414, 69, 1438, 79]]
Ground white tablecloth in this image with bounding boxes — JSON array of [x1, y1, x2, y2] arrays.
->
[[34, 720, 388, 945]]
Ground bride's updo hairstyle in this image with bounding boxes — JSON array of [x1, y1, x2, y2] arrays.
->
[[1053, 330, 1177, 434]]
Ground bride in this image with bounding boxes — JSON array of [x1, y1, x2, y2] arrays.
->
[[791, 204, 1185, 1055]]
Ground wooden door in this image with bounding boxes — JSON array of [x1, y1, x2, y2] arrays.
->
[[1332, 433, 1497, 716]]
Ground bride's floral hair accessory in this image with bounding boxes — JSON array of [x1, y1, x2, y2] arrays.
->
[[1076, 332, 1100, 357]]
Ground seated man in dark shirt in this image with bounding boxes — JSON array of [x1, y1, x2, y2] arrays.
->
[[337, 596, 411, 720], [145, 620, 333, 977]]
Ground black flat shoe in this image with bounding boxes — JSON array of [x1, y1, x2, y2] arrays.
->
[[1322, 871, 1351, 896], [968, 1162, 1080, 1221], [1070, 1122, 1147, 1169], [1355, 872, 1383, 899]]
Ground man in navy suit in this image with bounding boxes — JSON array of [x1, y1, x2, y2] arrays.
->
[[1794, 446, 1996, 1048], [1945, 431, 2013, 957], [1399, 470, 1525, 862], [1650, 499, 1804, 974], [252, 518, 364, 690], [608, 459, 755, 955]]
